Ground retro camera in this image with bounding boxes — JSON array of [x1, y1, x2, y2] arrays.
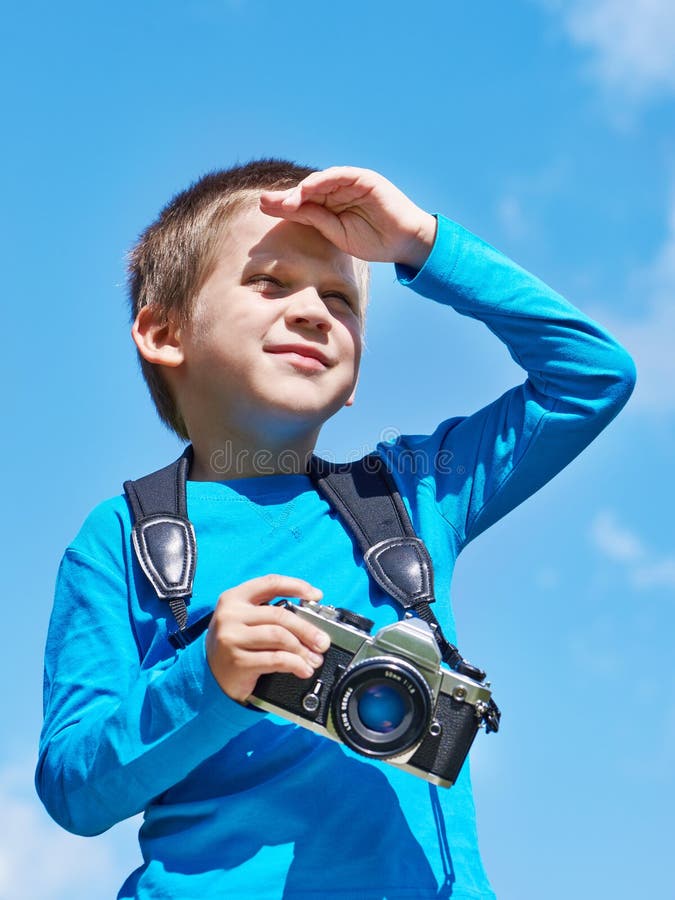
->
[[249, 599, 496, 788]]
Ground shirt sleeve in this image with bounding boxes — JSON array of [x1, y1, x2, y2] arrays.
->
[[35, 508, 262, 837], [389, 214, 636, 546]]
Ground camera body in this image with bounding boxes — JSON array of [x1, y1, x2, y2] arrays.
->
[[249, 599, 494, 788]]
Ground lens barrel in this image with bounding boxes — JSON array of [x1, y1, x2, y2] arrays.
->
[[330, 657, 432, 758]]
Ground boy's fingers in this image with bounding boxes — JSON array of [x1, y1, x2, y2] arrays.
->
[[244, 650, 318, 682], [212, 575, 330, 652], [260, 168, 360, 199], [246, 606, 331, 653], [294, 166, 373, 195], [259, 186, 295, 206], [206, 577, 332, 701], [260, 168, 372, 210], [260, 188, 328, 216], [223, 574, 322, 606], [266, 201, 350, 243], [236, 625, 325, 668]]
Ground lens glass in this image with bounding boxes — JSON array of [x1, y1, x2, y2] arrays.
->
[[357, 684, 407, 733]]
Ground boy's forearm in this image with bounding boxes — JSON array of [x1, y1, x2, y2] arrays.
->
[[398, 214, 636, 413], [389, 214, 635, 544], [37, 634, 259, 835], [36, 550, 261, 836]]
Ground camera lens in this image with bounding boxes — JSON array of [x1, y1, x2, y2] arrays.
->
[[357, 685, 407, 733], [331, 657, 432, 758]]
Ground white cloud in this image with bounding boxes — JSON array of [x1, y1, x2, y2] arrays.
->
[[496, 194, 531, 242], [495, 157, 571, 242], [535, 3, 675, 409], [632, 557, 675, 589], [0, 760, 141, 900], [541, 0, 675, 103], [590, 511, 647, 563], [590, 510, 675, 589], [534, 566, 562, 590], [569, 619, 622, 676]]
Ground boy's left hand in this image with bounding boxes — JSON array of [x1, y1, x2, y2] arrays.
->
[[259, 167, 437, 270]]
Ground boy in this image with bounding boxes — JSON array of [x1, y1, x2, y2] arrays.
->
[[36, 161, 635, 899]]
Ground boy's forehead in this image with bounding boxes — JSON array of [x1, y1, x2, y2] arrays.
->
[[222, 203, 359, 283]]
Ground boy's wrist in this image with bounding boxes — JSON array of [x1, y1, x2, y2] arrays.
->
[[396, 212, 438, 270]]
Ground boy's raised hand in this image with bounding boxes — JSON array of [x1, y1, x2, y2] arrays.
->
[[259, 167, 437, 270], [206, 574, 330, 703]]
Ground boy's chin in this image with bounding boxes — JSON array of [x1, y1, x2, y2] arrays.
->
[[267, 382, 356, 418], [250, 392, 355, 435]]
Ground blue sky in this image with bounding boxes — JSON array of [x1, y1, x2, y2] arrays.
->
[[3, 1, 674, 897]]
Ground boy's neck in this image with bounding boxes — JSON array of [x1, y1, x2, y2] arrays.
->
[[188, 427, 320, 481]]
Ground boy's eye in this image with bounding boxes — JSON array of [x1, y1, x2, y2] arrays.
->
[[248, 277, 357, 314], [249, 275, 282, 291], [323, 292, 355, 311]]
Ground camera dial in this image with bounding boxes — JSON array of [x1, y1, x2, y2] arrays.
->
[[334, 608, 375, 633]]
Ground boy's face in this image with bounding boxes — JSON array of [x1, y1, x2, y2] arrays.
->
[[176, 203, 363, 441]]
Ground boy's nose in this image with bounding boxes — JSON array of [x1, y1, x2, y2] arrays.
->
[[284, 289, 332, 332]]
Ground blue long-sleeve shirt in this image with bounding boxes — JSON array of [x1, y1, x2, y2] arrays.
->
[[36, 215, 635, 899]]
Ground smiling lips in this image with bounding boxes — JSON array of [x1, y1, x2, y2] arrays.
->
[[264, 344, 332, 371]]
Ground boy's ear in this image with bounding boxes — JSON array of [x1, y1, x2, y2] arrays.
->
[[132, 306, 184, 368]]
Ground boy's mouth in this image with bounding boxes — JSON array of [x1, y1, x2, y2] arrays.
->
[[264, 343, 331, 370]]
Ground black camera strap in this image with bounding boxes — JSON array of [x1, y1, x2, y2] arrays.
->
[[124, 447, 500, 732], [307, 454, 488, 684], [124, 448, 197, 637]]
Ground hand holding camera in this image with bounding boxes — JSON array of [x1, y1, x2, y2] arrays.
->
[[205, 574, 330, 704]]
